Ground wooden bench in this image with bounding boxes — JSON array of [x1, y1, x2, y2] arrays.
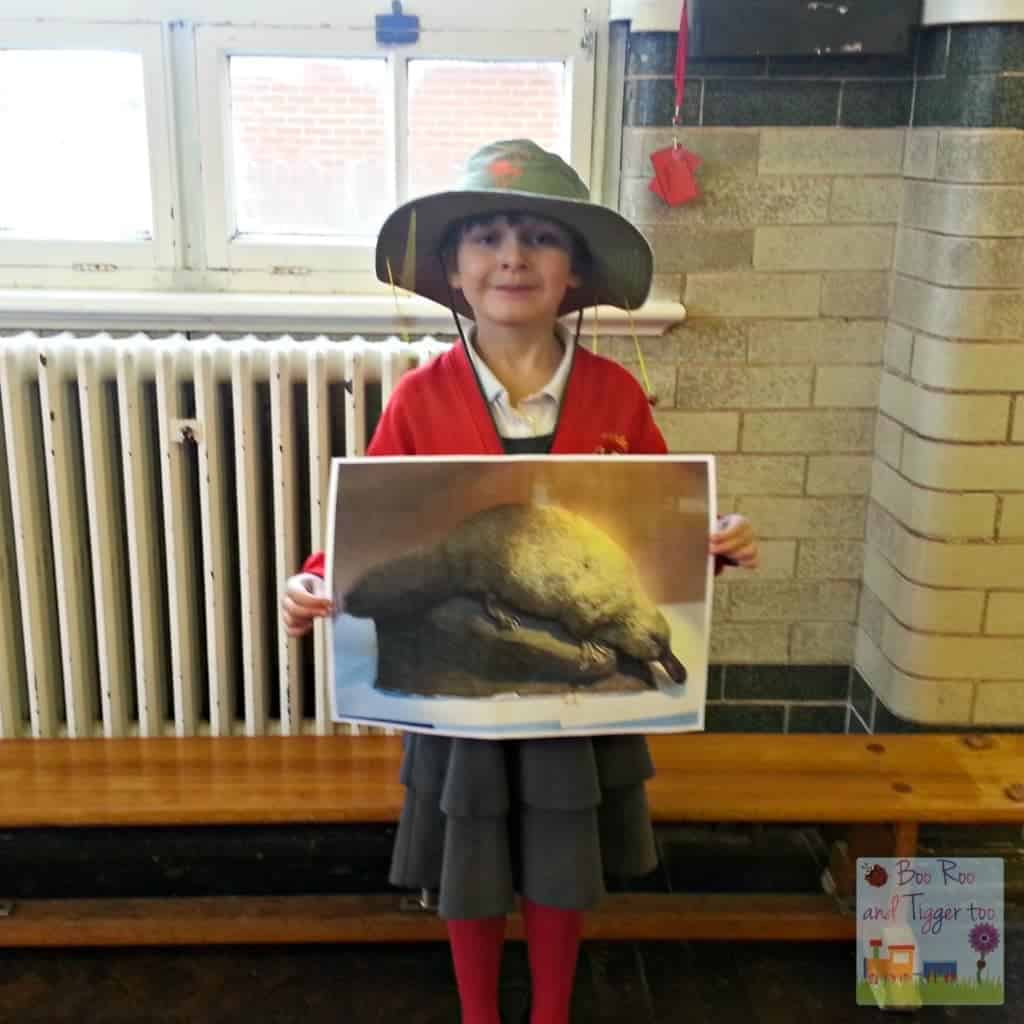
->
[[1, 732, 1021, 948]]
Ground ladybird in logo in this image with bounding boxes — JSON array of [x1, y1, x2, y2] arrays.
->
[[864, 863, 888, 887]]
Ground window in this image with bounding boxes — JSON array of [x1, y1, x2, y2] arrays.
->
[[229, 56, 393, 240], [406, 60, 567, 201], [0, 20, 176, 271], [0, 3, 609, 300], [223, 55, 571, 242], [0, 50, 152, 241], [195, 21, 599, 283]]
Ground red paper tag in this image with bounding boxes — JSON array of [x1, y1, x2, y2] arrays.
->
[[649, 146, 702, 206], [646, 3, 702, 207]]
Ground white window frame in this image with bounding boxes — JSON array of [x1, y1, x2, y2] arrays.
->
[[194, 23, 598, 275], [0, 4, 690, 332], [0, 20, 180, 270]]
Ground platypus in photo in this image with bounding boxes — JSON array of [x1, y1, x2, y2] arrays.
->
[[345, 503, 686, 686]]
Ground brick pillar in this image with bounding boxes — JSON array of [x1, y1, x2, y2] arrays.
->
[[857, 128, 1024, 726]]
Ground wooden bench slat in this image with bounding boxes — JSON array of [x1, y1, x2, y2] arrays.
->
[[650, 776, 1024, 823], [0, 892, 855, 946], [2, 734, 1021, 827], [650, 733, 1023, 775], [2, 733, 1019, 948], [5, 776, 1021, 826]]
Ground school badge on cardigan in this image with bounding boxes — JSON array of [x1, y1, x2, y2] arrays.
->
[[594, 433, 630, 455]]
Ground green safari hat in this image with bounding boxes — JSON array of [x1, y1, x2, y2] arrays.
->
[[375, 140, 653, 318]]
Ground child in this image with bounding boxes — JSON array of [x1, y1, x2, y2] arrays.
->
[[282, 140, 759, 1024]]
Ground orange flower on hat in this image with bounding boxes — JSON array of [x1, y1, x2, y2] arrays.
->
[[488, 158, 524, 187]]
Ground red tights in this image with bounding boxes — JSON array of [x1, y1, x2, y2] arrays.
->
[[447, 898, 583, 1024]]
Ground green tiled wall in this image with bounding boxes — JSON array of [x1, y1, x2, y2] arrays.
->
[[625, 25, 1024, 130]]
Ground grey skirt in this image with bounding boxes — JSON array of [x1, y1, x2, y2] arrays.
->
[[388, 732, 659, 920]]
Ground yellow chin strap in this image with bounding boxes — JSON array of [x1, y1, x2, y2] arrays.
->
[[625, 299, 654, 405], [400, 208, 417, 291], [385, 258, 410, 346], [385, 209, 418, 346]]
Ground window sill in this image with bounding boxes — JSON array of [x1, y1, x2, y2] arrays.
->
[[0, 290, 687, 336]]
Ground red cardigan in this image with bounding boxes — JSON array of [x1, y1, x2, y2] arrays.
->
[[302, 341, 719, 578], [363, 339, 667, 458]]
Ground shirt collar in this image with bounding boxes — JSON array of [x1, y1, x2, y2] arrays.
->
[[464, 323, 575, 407]]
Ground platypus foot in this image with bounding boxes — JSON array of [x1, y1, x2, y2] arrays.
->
[[580, 640, 613, 669], [484, 592, 520, 632]]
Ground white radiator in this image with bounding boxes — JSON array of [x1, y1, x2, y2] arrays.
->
[[0, 332, 448, 740]]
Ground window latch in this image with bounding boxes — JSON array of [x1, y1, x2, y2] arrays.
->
[[376, 1, 420, 46], [580, 8, 597, 59]]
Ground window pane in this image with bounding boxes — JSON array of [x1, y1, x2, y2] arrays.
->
[[230, 57, 392, 240], [407, 61, 566, 199], [0, 50, 152, 242]]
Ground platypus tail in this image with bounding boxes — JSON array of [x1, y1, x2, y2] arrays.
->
[[343, 549, 450, 619]]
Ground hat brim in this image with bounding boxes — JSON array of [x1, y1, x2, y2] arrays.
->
[[375, 189, 653, 319]]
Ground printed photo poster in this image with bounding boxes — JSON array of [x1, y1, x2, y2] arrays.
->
[[326, 455, 715, 739]]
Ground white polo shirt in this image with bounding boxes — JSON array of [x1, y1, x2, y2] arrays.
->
[[463, 325, 575, 439]]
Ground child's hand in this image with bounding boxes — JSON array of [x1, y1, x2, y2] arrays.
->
[[710, 514, 759, 570], [281, 573, 335, 637]]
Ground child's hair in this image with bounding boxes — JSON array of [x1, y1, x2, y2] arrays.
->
[[439, 210, 594, 281]]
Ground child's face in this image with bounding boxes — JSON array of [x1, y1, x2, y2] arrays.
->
[[447, 214, 581, 332]]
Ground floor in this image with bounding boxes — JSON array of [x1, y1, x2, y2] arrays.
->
[[0, 931, 1021, 1024], [1, 823, 1020, 1023]]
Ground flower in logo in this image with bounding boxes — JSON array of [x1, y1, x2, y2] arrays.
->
[[969, 922, 1000, 984], [968, 923, 1000, 956]]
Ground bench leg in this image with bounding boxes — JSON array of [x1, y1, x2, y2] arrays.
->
[[398, 888, 439, 913], [893, 822, 919, 858], [823, 823, 919, 910]]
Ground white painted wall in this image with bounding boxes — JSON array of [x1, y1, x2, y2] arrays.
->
[[5, 0, 1021, 32], [922, 0, 1024, 24]]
